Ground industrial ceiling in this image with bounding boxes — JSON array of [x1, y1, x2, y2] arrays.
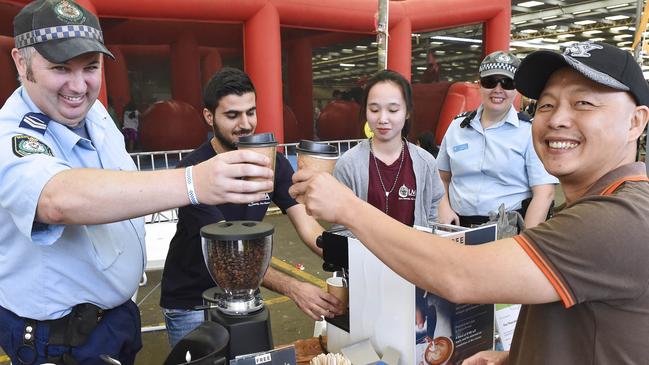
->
[[311, 0, 645, 87]]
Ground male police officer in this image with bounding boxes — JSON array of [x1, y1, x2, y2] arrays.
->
[[0, 1, 272, 364], [291, 41, 649, 364]]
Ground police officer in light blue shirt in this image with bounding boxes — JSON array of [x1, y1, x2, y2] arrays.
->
[[437, 51, 558, 229], [0, 2, 274, 364]]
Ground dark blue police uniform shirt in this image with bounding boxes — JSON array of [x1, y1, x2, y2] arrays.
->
[[160, 141, 297, 309]]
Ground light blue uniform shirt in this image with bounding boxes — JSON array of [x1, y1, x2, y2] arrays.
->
[[437, 105, 558, 216], [0, 87, 145, 320]]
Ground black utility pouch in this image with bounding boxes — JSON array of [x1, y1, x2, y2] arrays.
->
[[48, 303, 103, 347]]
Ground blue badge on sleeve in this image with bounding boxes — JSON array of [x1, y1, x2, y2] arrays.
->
[[19, 113, 50, 135], [12, 134, 54, 158], [453, 143, 469, 152]]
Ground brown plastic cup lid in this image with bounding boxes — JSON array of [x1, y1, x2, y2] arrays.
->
[[200, 221, 275, 241], [296, 140, 338, 156], [237, 133, 277, 147]]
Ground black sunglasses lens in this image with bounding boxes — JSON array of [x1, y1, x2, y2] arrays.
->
[[480, 77, 515, 90]]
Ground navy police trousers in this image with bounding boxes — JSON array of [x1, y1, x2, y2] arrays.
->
[[0, 300, 142, 365]]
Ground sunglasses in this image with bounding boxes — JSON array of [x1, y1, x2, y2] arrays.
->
[[480, 76, 515, 90]]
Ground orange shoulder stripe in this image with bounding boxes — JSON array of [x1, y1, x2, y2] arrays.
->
[[513, 235, 576, 308], [600, 176, 649, 196]]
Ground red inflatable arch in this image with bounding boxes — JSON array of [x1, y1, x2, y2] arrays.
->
[[0, 0, 510, 148]]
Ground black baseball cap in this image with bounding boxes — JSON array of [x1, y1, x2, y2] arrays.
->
[[13, 0, 114, 63], [515, 41, 649, 107]]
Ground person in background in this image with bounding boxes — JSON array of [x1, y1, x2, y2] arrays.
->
[[0, 1, 272, 364], [290, 41, 649, 365], [437, 51, 557, 229], [107, 96, 121, 128], [333, 69, 448, 342], [122, 100, 139, 152], [160, 67, 344, 347]]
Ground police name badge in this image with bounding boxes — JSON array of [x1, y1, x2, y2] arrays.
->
[[12, 135, 54, 158]]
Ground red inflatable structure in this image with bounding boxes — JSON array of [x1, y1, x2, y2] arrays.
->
[[318, 100, 363, 141], [139, 100, 208, 151], [0, 0, 510, 148]]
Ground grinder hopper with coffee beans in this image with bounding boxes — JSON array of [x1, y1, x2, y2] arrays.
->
[[197, 221, 275, 360]]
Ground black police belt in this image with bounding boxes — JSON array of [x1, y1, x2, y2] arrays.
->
[[20, 303, 105, 365]]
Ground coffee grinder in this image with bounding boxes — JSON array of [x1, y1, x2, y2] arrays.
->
[[200, 221, 274, 359]]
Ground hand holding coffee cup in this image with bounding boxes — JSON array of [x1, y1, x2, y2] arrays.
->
[[326, 276, 348, 314], [237, 133, 277, 193], [296, 140, 339, 174], [191, 150, 273, 205]]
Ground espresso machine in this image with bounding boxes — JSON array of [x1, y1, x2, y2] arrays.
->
[[200, 221, 275, 360], [316, 226, 352, 333]]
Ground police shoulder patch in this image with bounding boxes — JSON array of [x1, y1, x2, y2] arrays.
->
[[12, 134, 54, 158]]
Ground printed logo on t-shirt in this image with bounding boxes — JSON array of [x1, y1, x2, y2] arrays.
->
[[248, 193, 271, 207], [398, 184, 416, 201]]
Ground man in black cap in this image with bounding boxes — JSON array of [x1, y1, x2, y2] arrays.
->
[[0, 1, 273, 364], [290, 41, 649, 364]]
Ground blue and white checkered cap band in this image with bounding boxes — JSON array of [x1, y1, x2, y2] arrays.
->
[[479, 62, 518, 75], [15, 24, 103, 48]]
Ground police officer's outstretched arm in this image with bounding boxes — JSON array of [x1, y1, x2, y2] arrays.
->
[[523, 184, 555, 228], [36, 149, 273, 225], [438, 170, 460, 225]]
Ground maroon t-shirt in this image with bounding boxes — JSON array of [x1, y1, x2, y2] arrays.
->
[[368, 146, 416, 226]]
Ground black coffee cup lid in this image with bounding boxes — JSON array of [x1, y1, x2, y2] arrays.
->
[[296, 140, 338, 156], [237, 133, 277, 147], [201, 221, 275, 241]]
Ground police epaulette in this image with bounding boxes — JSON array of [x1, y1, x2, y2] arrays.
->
[[517, 111, 531, 123], [459, 110, 478, 128], [19, 112, 50, 135], [454, 111, 472, 119]]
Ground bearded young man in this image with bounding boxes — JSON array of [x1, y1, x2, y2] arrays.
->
[[160, 68, 344, 347]]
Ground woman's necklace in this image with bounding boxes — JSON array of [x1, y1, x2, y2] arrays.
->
[[371, 138, 405, 214]]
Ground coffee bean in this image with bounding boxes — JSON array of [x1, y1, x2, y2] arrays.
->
[[206, 237, 272, 294]]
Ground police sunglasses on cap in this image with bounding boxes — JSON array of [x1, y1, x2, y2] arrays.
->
[[479, 76, 515, 90]]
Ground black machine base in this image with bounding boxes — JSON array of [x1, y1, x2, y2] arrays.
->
[[206, 306, 273, 360]]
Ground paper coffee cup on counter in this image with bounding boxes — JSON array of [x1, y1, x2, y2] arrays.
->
[[296, 140, 338, 174], [237, 133, 277, 192], [326, 276, 348, 312]]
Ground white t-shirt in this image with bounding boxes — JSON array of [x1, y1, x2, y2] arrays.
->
[[123, 110, 139, 130]]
